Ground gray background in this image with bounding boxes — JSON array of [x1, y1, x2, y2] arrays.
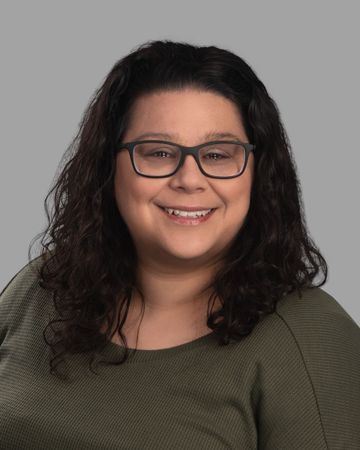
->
[[1, 1, 359, 324]]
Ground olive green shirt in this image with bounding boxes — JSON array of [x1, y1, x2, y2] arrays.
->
[[1, 259, 359, 449]]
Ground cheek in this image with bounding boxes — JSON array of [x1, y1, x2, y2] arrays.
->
[[113, 162, 143, 223], [114, 169, 132, 215], [223, 177, 252, 228], [224, 172, 252, 205], [113, 161, 164, 221]]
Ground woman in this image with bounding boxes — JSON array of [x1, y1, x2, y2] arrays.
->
[[1, 39, 359, 449]]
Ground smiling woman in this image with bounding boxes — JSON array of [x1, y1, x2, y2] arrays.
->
[[111, 89, 255, 338], [1, 39, 359, 449]]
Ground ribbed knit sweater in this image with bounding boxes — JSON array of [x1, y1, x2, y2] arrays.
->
[[1, 258, 360, 449]]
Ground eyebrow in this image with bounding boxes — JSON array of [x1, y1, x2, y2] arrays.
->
[[133, 131, 244, 142]]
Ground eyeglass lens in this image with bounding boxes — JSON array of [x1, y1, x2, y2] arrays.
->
[[133, 142, 246, 177]]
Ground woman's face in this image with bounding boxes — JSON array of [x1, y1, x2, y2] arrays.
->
[[114, 88, 255, 269]]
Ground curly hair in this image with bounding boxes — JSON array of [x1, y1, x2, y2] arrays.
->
[[28, 39, 328, 380]]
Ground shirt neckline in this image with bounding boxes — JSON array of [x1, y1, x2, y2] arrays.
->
[[99, 330, 217, 363]]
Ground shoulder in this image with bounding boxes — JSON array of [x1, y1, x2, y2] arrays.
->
[[0, 256, 43, 300], [0, 256, 45, 329], [247, 286, 359, 360], [251, 287, 360, 448], [275, 285, 358, 328], [251, 286, 360, 359], [274, 286, 360, 365]]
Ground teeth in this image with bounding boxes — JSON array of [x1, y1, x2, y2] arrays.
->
[[163, 208, 212, 217]]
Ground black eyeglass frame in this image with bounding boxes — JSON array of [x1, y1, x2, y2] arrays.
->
[[116, 139, 256, 179]]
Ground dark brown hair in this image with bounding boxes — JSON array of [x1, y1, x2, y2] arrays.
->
[[28, 39, 328, 380]]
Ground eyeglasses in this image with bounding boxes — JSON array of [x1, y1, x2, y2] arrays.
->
[[116, 140, 256, 179]]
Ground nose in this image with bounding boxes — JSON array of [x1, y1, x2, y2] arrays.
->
[[176, 154, 202, 175]]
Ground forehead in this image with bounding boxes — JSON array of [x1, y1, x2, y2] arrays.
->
[[124, 89, 248, 143]]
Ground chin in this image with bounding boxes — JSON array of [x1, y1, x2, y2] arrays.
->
[[162, 242, 215, 260]]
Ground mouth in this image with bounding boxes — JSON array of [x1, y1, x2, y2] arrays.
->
[[156, 205, 217, 225]]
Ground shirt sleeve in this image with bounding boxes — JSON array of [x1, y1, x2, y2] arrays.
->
[[255, 288, 360, 450]]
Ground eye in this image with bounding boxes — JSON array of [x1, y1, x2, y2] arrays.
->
[[136, 143, 178, 158], [150, 150, 173, 158], [204, 152, 229, 160]]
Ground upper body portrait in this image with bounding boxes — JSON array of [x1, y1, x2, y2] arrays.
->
[[1, 39, 359, 449]]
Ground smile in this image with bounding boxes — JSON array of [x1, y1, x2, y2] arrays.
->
[[157, 205, 216, 225], [163, 207, 213, 217]]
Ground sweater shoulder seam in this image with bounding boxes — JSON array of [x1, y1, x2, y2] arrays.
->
[[273, 309, 330, 449]]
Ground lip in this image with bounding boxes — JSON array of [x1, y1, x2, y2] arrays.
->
[[157, 205, 217, 225], [157, 204, 217, 211]]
